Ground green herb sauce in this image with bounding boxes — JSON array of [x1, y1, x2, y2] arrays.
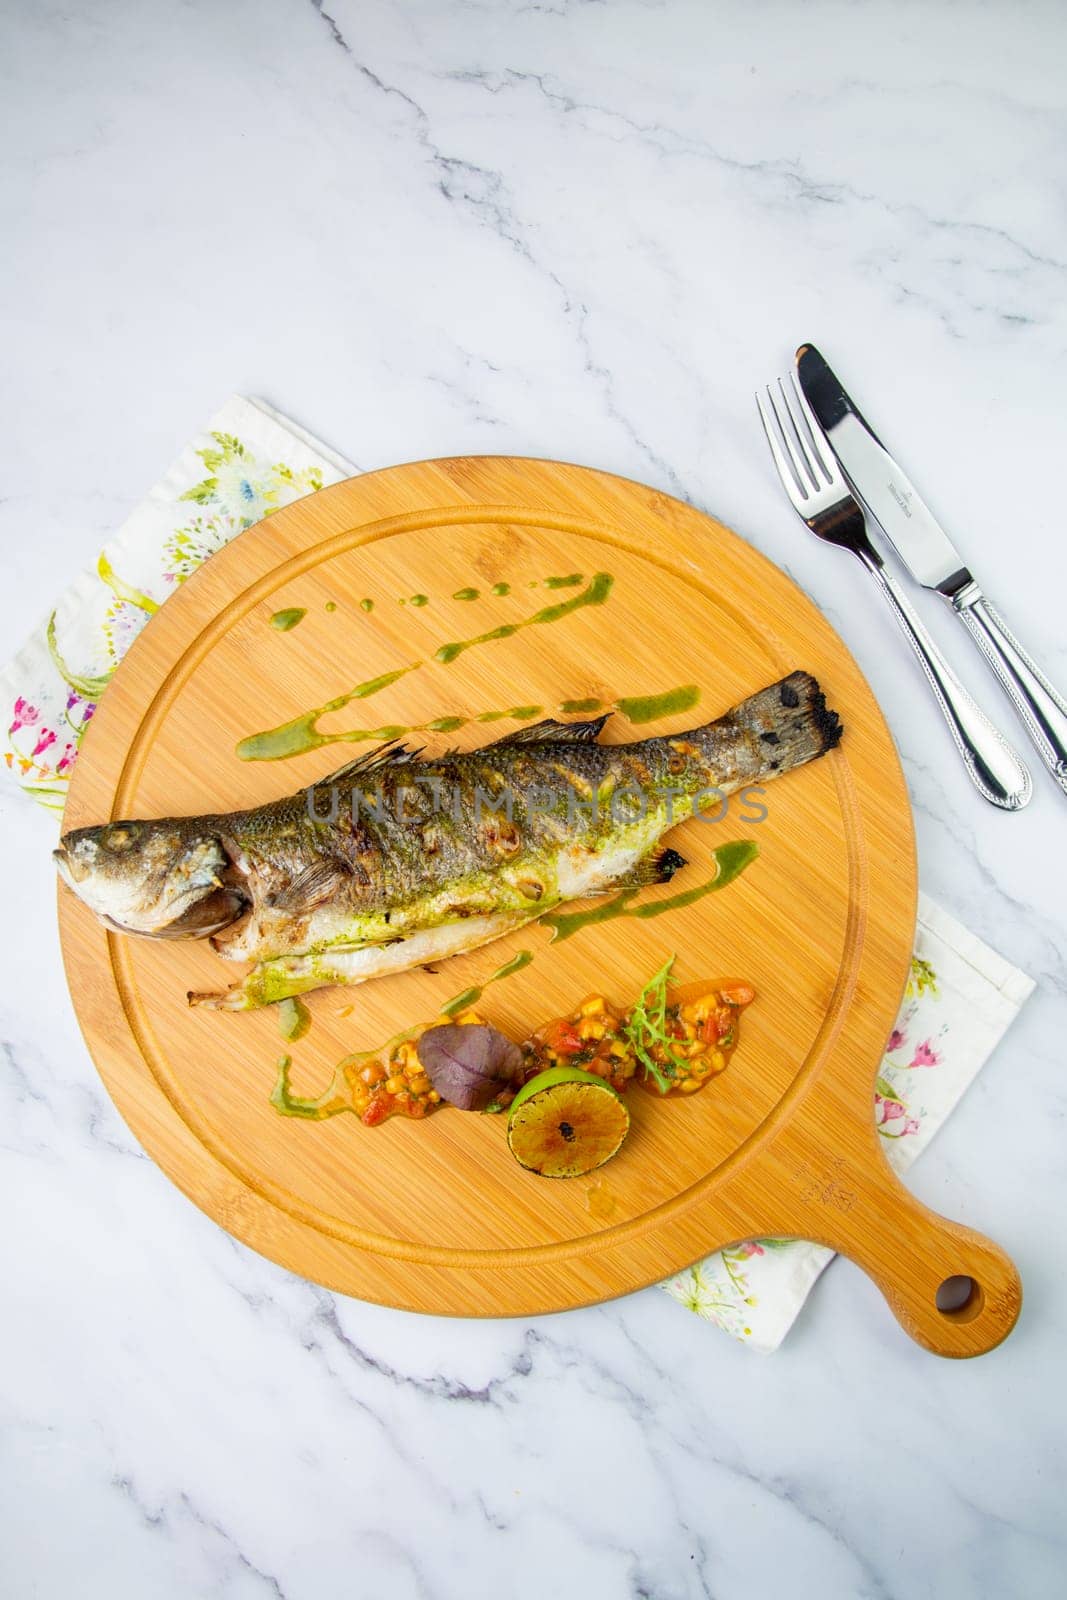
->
[[278, 996, 311, 1041], [235, 665, 420, 761], [541, 840, 759, 944], [441, 949, 535, 1015], [270, 608, 307, 632], [617, 684, 700, 724], [434, 573, 613, 665]]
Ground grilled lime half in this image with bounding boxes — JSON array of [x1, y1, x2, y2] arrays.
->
[[506, 1066, 630, 1178]]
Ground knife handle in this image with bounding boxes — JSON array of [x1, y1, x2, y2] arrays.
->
[[954, 588, 1067, 797], [858, 554, 1032, 811]]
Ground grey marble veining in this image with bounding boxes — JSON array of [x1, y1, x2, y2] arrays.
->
[[2, 2, 1066, 1596]]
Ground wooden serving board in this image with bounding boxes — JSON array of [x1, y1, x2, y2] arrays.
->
[[59, 457, 1021, 1355]]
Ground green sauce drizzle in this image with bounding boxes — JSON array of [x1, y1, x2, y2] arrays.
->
[[278, 996, 311, 1041], [435, 573, 613, 665], [544, 574, 583, 589], [270, 608, 307, 632], [541, 840, 759, 944], [453, 587, 480, 601], [440, 949, 536, 1015], [359, 598, 374, 613], [617, 685, 700, 724], [236, 665, 420, 761], [491, 582, 511, 596], [238, 675, 697, 764]]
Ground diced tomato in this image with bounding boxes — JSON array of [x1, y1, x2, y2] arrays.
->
[[718, 981, 756, 1008], [361, 1095, 391, 1127], [713, 1004, 738, 1042], [544, 1018, 584, 1055]]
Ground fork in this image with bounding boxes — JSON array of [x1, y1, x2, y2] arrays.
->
[[757, 374, 1032, 811]]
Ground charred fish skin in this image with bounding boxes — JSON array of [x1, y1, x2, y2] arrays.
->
[[55, 670, 842, 1008]]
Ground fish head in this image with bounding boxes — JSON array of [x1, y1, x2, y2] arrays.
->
[[54, 820, 248, 938]]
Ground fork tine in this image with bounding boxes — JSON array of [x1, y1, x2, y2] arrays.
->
[[776, 377, 821, 493], [755, 386, 808, 502], [788, 371, 835, 484]]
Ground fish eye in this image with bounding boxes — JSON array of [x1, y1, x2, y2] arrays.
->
[[103, 824, 138, 852]]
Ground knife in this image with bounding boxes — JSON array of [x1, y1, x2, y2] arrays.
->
[[796, 343, 1067, 797]]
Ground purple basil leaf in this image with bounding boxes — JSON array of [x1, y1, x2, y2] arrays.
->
[[416, 1023, 524, 1111]]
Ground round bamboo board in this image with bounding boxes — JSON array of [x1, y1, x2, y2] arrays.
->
[[58, 457, 1021, 1354]]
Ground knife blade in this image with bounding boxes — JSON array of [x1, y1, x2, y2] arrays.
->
[[794, 345, 972, 595], [795, 342, 1067, 795]]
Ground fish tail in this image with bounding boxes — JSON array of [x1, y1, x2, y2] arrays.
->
[[727, 670, 843, 774]]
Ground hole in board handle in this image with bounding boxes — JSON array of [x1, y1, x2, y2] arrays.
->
[[936, 1275, 984, 1321]]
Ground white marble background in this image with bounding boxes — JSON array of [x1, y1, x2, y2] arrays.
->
[[3, 2, 1066, 1596]]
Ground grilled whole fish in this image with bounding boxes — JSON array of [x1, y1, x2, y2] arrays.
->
[[54, 670, 842, 1009]]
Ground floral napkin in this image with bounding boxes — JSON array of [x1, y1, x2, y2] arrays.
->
[[1, 398, 354, 811], [3, 397, 1035, 1350]]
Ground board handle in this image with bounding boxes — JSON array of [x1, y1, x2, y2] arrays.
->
[[759, 1143, 1022, 1357]]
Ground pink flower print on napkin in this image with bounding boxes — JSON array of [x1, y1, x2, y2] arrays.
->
[[875, 1095, 921, 1139], [9, 697, 39, 734], [909, 1040, 941, 1069], [887, 1027, 907, 1054]]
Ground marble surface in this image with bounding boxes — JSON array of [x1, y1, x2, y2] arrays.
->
[[3, 2, 1066, 1595]]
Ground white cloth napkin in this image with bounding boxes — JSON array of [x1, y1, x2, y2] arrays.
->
[[3, 397, 1034, 1350]]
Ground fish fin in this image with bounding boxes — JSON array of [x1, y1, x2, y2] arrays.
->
[[486, 715, 609, 747], [265, 860, 350, 915], [317, 741, 424, 784], [608, 845, 687, 889]]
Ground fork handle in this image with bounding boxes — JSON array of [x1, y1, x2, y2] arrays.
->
[[951, 586, 1067, 797], [856, 552, 1032, 811]]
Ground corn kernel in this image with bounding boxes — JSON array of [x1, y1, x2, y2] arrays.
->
[[580, 995, 606, 1015], [384, 1074, 405, 1095], [428, 1090, 441, 1103], [680, 1078, 702, 1093], [409, 1074, 432, 1096], [711, 1050, 726, 1071]]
